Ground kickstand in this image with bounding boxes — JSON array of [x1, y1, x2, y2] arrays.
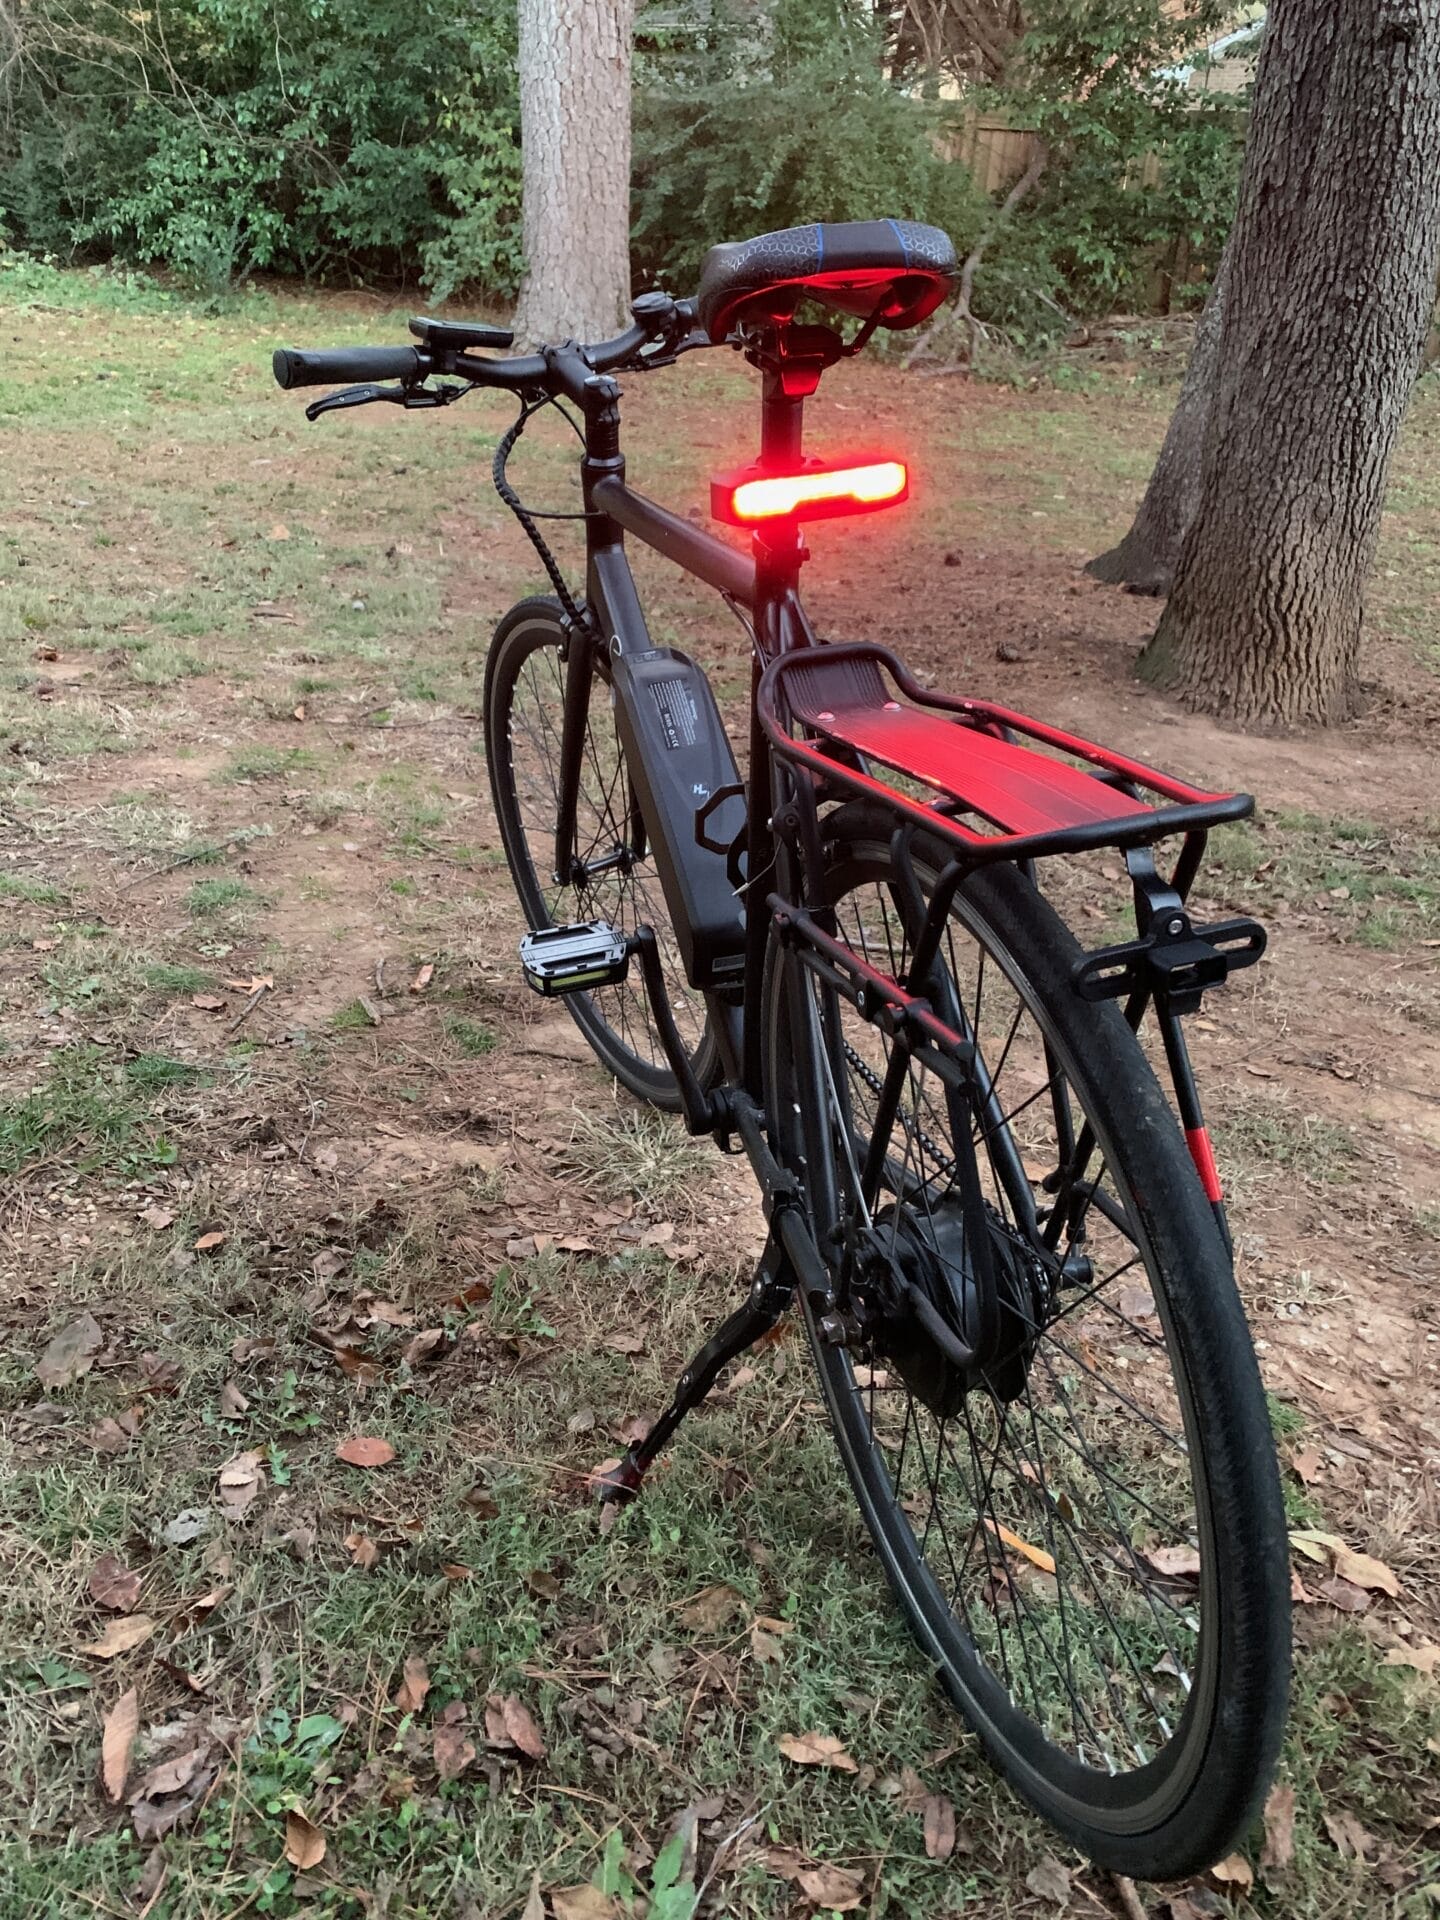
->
[[595, 1235, 795, 1509]]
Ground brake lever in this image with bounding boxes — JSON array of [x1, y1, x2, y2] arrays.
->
[[304, 380, 468, 423]]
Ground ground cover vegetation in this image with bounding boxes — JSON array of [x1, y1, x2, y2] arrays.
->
[[0, 0, 1242, 338], [2, 261, 1439, 1919]]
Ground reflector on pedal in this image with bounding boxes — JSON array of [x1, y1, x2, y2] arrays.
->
[[711, 458, 908, 526], [520, 922, 630, 997]]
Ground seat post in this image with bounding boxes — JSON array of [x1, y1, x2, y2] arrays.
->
[[753, 366, 806, 616]]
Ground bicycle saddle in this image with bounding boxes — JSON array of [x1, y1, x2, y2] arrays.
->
[[696, 219, 956, 343]]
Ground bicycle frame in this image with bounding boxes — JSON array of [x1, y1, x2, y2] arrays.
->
[[555, 344, 1259, 1265]]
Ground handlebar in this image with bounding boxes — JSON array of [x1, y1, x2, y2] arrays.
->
[[272, 345, 423, 390], [272, 298, 706, 413]]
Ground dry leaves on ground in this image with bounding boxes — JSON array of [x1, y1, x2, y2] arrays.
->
[[1289, 1529, 1401, 1597], [484, 1693, 546, 1761], [336, 1435, 396, 1468], [216, 1449, 265, 1520], [1260, 1783, 1296, 1875], [776, 1732, 858, 1773], [1210, 1852, 1255, 1894], [680, 1583, 743, 1633], [433, 1702, 476, 1782], [100, 1688, 140, 1801], [284, 1809, 326, 1870], [88, 1552, 142, 1613], [82, 1615, 156, 1659], [795, 1864, 865, 1911], [922, 1792, 960, 1862], [35, 1312, 104, 1388], [1025, 1853, 1073, 1906], [549, 1887, 617, 1920], [128, 1737, 220, 1842], [394, 1656, 430, 1715]]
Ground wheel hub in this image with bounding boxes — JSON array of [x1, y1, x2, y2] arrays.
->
[[858, 1195, 1051, 1417]]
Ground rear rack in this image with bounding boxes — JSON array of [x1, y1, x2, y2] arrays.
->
[[757, 642, 1253, 865]]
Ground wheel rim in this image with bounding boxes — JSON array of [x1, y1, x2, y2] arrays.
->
[[499, 627, 707, 1074], [774, 848, 1221, 1802]]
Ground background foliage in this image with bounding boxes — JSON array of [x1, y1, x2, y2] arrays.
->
[[0, 0, 1246, 329]]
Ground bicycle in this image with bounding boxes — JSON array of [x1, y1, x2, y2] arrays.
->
[[274, 218, 1291, 1880]]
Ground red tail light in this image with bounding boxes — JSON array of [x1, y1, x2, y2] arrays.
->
[[711, 458, 909, 526]]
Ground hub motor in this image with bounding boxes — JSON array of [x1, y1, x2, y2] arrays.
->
[[860, 1195, 1050, 1417]]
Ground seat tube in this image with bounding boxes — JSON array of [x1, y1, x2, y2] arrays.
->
[[752, 371, 806, 651]]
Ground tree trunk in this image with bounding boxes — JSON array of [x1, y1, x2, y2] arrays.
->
[[514, 0, 635, 347], [1086, 247, 1230, 595], [1138, 0, 1440, 729]]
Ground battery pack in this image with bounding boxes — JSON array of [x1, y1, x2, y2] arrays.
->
[[608, 647, 746, 989]]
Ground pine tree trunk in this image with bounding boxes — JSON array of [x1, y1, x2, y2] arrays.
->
[[1086, 249, 1230, 595], [514, 0, 635, 347], [1138, 0, 1440, 729]]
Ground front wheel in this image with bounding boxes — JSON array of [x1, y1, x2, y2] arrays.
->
[[484, 597, 716, 1108], [764, 803, 1290, 1878]]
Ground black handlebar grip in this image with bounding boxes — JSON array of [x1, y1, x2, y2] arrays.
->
[[273, 345, 422, 390]]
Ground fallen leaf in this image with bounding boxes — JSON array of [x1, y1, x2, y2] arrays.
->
[[604, 1330, 645, 1354], [681, 1583, 743, 1633], [984, 1518, 1057, 1576], [922, 1792, 957, 1862], [284, 1809, 326, 1870], [441, 1562, 472, 1581], [750, 1621, 784, 1664], [1261, 1783, 1295, 1874], [216, 1448, 265, 1520], [409, 963, 434, 993], [1289, 1446, 1323, 1486], [461, 1484, 500, 1521], [550, 1887, 618, 1920], [1323, 1810, 1375, 1861], [433, 1714, 476, 1782], [344, 1532, 380, 1570], [218, 1380, 249, 1417], [267, 522, 291, 540], [87, 1413, 139, 1455], [1315, 1574, 1371, 1614], [1288, 1527, 1344, 1564], [89, 1553, 142, 1613], [485, 1692, 546, 1761], [1210, 1852, 1255, 1893], [138, 1352, 180, 1396], [82, 1615, 155, 1659], [101, 1687, 140, 1801], [795, 1864, 865, 1911], [192, 1231, 227, 1253], [521, 1871, 545, 1920], [525, 1567, 562, 1602], [1143, 1544, 1203, 1580], [1025, 1853, 1072, 1905], [394, 1655, 430, 1715], [401, 1329, 447, 1369], [1332, 1543, 1400, 1598], [1384, 1643, 1440, 1675], [336, 1436, 396, 1469], [35, 1312, 104, 1389], [141, 1205, 177, 1230], [128, 1740, 217, 1842], [191, 994, 227, 1013], [778, 1731, 858, 1772]]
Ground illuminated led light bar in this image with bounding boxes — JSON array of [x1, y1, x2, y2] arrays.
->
[[711, 458, 909, 526]]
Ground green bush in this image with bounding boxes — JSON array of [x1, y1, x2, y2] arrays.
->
[[632, 0, 986, 295], [1, 0, 522, 298]]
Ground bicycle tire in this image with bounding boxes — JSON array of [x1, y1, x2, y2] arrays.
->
[[484, 597, 717, 1109], [763, 801, 1289, 1877]]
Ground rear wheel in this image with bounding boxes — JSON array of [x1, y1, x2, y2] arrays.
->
[[764, 803, 1289, 1877], [485, 598, 716, 1107]]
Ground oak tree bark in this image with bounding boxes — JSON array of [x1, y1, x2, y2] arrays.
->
[[1086, 246, 1230, 595], [514, 0, 635, 347], [1137, 0, 1440, 728]]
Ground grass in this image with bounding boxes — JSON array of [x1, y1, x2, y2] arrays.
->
[[563, 1107, 715, 1218], [1211, 811, 1440, 948], [186, 876, 255, 917], [1218, 1098, 1359, 1188], [0, 1047, 181, 1175], [441, 1014, 497, 1058]]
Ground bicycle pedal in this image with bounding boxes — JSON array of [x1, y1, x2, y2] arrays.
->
[[519, 921, 630, 997]]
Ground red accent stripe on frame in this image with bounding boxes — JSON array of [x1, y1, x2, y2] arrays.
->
[[1186, 1126, 1224, 1203]]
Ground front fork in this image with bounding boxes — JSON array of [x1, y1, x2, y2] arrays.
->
[[552, 621, 646, 889]]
